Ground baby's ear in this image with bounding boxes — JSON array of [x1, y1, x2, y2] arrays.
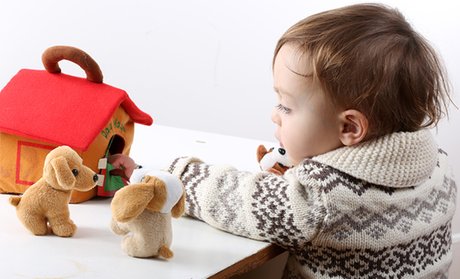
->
[[338, 109, 368, 146]]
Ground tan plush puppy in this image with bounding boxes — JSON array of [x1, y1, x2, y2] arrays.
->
[[9, 146, 98, 237], [111, 172, 185, 259]]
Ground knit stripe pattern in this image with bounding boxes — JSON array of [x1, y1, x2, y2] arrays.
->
[[167, 130, 456, 278]]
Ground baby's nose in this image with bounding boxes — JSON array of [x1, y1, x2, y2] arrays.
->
[[271, 108, 281, 125], [93, 174, 99, 182]]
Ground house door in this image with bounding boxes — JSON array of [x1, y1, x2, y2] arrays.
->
[[97, 134, 128, 197]]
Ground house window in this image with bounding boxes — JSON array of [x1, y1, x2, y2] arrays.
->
[[16, 141, 55, 185]]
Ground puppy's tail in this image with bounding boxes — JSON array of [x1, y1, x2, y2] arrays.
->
[[158, 245, 173, 259], [9, 196, 21, 207]]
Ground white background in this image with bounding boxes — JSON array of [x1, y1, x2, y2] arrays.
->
[[1, 0, 459, 274]]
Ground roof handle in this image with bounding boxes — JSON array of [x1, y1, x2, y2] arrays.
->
[[42, 45, 104, 83]]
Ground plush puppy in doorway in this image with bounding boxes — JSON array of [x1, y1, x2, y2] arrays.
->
[[110, 171, 185, 259], [9, 145, 98, 237]]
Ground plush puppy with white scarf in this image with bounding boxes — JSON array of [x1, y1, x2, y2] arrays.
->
[[110, 170, 185, 259]]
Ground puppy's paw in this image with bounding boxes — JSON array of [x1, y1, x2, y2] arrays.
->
[[111, 218, 129, 235], [51, 222, 77, 237]]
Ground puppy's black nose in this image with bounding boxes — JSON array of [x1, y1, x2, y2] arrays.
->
[[93, 174, 99, 182]]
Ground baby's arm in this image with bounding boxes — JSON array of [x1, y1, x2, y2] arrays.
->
[[167, 157, 326, 250]]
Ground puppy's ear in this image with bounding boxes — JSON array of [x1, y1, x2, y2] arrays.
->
[[171, 188, 185, 218], [111, 183, 155, 222], [50, 156, 76, 190], [146, 177, 167, 212]]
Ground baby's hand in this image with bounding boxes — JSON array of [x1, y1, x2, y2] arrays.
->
[[108, 154, 139, 179]]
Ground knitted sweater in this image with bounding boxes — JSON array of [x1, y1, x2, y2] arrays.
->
[[167, 129, 457, 279]]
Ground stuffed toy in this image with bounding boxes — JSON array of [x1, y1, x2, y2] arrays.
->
[[9, 146, 99, 237], [257, 144, 293, 175], [110, 170, 185, 259]]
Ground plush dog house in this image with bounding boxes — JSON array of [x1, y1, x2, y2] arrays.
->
[[0, 46, 153, 203]]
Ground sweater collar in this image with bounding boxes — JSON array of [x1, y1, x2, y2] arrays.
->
[[311, 129, 438, 188]]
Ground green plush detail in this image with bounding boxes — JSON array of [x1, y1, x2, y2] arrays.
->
[[105, 162, 125, 191]]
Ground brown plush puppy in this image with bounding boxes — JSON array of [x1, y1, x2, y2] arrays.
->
[[111, 175, 185, 259], [9, 146, 98, 237]]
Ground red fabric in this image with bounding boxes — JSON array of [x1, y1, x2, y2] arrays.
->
[[0, 69, 153, 151]]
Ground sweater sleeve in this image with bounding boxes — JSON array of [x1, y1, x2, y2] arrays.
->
[[167, 156, 326, 250]]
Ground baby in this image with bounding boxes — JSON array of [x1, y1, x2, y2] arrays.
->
[[113, 4, 456, 278]]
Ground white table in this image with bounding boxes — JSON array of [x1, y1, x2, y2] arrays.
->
[[0, 125, 283, 278]]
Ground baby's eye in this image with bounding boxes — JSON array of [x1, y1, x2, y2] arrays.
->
[[276, 104, 292, 114]]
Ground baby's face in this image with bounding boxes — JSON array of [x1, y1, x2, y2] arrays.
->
[[271, 44, 343, 165]]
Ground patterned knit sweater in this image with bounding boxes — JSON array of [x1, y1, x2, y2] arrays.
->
[[167, 129, 457, 279]]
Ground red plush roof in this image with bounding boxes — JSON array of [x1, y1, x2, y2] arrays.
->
[[0, 69, 153, 151]]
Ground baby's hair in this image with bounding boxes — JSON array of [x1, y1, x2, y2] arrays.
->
[[274, 3, 451, 138]]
